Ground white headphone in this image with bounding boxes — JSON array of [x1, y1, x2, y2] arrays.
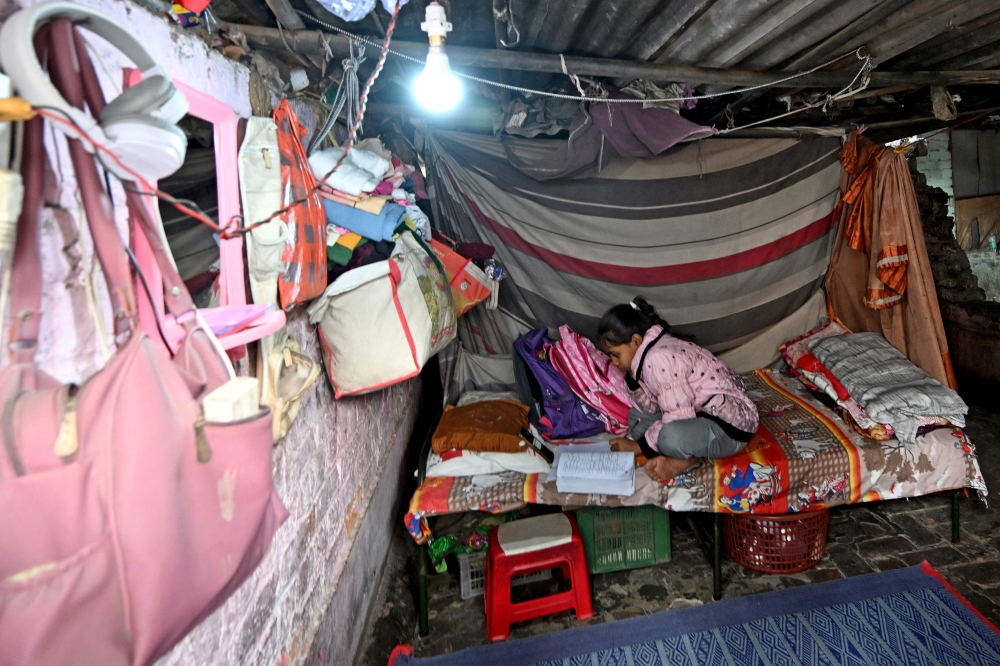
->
[[0, 0, 189, 181]]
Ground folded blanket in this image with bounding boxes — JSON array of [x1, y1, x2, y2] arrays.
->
[[310, 157, 379, 196], [809, 332, 967, 445], [321, 198, 406, 242], [309, 147, 391, 196], [346, 147, 391, 180], [355, 196, 389, 215]]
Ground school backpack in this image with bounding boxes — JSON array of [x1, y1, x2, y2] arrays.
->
[[513, 329, 605, 440], [549, 325, 632, 435]]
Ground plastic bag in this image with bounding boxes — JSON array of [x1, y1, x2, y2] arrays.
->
[[273, 100, 327, 308], [313, 0, 408, 22], [429, 238, 492, 318]]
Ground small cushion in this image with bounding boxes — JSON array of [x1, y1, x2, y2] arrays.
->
[[431, 400, 530, 454], [497, 513, 572, 556]]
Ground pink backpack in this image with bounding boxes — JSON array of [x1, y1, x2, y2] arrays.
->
[[0, 20, 286, 665], [549, 325, 632, 435]]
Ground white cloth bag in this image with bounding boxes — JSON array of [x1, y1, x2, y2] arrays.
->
[[307, 233, 456, 397]]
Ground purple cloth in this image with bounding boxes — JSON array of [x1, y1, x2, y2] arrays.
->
[[504, 88, 716, 181], [515, 328, 606, 440], [588, 90, 716, 159]]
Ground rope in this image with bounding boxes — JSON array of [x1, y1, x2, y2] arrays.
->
[[559, 53, 587, 98], [719, 53, 873, 134], [307, 40, 365, 155], [297, 10, 870, 105]]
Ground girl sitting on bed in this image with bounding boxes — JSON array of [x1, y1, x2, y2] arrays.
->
[[598, 297, 759, 483]]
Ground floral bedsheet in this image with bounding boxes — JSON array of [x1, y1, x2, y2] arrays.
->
[[405, 369, 987, 543]]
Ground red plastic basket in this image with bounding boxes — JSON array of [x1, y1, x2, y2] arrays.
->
[[723, 510, 829, 574]]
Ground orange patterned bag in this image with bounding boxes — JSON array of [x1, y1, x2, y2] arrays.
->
[[273, 100, 327, 307]]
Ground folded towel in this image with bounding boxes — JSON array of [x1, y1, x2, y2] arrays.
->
[[346, 147, 391, 180], [321, 198, 407, 242], [310, 157, 379, 196], [354, 196, 389, 216], [327, 243, 354, 266], [309, 147, 391, 196], [336, 231, 363, 250]]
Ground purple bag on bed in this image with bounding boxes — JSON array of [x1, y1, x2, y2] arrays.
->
[[514, 329, 606, 440]]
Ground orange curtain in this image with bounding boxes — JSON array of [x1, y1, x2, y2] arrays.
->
[[826, 132, 957, 388]]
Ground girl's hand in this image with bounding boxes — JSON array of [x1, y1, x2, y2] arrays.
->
[[610, 438, 642, 455]]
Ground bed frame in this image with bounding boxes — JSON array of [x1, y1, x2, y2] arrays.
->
[[411, 430, 964, 635]]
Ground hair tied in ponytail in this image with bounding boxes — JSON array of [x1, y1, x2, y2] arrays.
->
[[629, 301, 640, 311]]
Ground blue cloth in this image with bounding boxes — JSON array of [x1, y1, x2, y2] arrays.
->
[[392, 564, 1000, 665], [321, 199, 406, 242]]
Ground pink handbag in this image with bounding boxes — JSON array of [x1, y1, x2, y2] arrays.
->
[[0, 20, 287, 666], [549, 325, 632, 435]]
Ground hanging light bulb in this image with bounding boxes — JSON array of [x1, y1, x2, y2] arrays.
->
[[415, 1, 462, 112]]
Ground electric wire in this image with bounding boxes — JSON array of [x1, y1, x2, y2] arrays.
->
[[295, 9, 871, 106], [30, 1, 402, 240]]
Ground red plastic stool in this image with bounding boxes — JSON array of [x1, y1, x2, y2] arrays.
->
[[485, 512, 593, 641]]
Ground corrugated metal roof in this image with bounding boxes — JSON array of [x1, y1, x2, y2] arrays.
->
[[220, 0, 1000, 132]]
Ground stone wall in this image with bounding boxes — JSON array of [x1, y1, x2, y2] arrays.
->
[[915, 131, 955, 224], [968, 252, 1000, 303], [0, 2, 421, 664]]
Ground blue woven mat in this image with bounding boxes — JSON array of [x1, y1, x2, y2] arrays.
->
[[391, 563, 1000, 666]]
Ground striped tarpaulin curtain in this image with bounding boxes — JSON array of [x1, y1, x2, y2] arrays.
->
[[426, 130, 842, 354]]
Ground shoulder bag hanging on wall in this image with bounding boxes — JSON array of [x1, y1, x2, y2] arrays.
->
[[274, 100, 328, 309], [308, 231, 456, 397], [0, 20, 286, 666]]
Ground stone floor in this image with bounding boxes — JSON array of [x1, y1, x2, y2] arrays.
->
[[356, 403, 1000, 666]]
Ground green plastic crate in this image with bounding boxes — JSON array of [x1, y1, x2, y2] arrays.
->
[[575, 506, 671, 574]]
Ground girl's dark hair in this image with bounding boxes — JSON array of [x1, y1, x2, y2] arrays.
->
[[597, 297, 671, 349]]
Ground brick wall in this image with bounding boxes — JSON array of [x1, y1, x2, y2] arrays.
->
[[160, 313, 420, 666], [0, 2, 421, 663], [916, 131, 956, 224]]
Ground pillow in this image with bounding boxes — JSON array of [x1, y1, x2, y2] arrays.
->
[[425, 448, 551, 477], [779, 321, 851, 391], [796, 353, 851, 402], [431, 400, 531, 453]]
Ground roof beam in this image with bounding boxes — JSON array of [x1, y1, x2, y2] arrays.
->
[[228, 24, 1000, 88], [263, 0, 304, 30]]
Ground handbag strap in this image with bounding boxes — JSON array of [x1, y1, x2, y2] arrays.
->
[[6, 19, 203, 365], [70, 25, 197, 321]]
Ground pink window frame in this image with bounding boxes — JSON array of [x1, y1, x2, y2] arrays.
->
[[125, 70, 284, 352]]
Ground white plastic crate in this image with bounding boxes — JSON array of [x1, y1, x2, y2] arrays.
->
[[457, 552, 553, 600]]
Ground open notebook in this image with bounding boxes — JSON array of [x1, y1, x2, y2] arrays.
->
[[555, 451, 635, 496]]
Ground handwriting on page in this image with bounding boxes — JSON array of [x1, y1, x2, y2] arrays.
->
[[559, 452, 633, 479]]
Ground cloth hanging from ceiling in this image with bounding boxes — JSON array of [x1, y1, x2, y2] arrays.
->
[[826, 131, 956, 388], [499, 92, 716, 181], [426, 130, 843, 354]]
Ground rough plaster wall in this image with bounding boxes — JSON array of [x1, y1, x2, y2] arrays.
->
[[0, 0, 250, 384], [968, 252, 1000, 303], [0, 2, 421, 663], [916, 132, 956, 224]]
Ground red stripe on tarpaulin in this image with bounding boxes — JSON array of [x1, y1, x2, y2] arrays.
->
[[450, 172, 838, 286]]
